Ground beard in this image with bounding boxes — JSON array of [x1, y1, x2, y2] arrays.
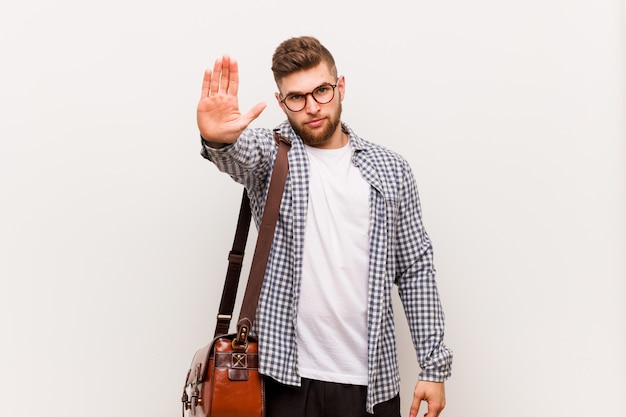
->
[[287, 102, 342, 147]]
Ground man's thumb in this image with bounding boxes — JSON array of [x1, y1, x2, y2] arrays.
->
[[243, 102, 267, 124]]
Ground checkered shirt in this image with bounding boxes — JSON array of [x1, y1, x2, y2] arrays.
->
[[201, 121, 452, 412]]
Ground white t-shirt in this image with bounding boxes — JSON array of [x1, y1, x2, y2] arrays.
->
[[296, 143, 370, 386]]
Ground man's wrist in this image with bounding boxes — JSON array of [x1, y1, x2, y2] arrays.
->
[[201, 135, 230, 149]]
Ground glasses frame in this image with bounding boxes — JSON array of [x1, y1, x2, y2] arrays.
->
[[279, 81, 338, 112]]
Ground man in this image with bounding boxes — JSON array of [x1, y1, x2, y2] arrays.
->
[[197, 36, 452, 417]]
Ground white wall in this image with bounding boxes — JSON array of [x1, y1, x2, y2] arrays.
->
[[1, 1, 624, 416]]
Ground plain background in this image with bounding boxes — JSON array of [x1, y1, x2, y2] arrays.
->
[[1, 1, 625, 416]]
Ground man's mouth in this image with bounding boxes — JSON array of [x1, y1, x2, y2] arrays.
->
[[306, 118, 325, 128]]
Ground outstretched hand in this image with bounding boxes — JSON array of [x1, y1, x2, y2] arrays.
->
[[409, 381, 446, 417], [197, 55, 267, 143]]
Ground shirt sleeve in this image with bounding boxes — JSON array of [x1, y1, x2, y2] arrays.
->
[[200, 128, 275, 190], [394, 161, 453, 381]]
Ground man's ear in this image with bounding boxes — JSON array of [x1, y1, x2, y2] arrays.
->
[[338, 75, 345, 101], [275, 92, 287, 114]]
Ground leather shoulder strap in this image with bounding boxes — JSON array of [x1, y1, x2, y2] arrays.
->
[[213, 191, 252, 337], [235, 132, 290, 345], [213, 131, 291, 340]]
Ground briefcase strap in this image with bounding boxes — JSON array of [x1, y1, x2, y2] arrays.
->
[[214, 191, 252, 337], [214, 131, 291, 339]]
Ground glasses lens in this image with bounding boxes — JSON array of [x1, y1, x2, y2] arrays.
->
[[283, 95, 305, 111], [312, 84, 335, 104]]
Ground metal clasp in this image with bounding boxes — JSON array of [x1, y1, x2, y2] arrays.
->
[[181, 363, 202, 416]]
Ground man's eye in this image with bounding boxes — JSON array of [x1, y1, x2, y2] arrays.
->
[[315, 87, 329, 94], [288, 94, 303, 101]]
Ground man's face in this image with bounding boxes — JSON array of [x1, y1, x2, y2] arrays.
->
[[275, 62, 345, 149]]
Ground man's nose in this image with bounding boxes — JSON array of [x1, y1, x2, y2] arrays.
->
[[303, 93, 321, 113]]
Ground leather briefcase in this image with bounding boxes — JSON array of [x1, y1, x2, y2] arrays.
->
[[181, 132, 290, 417], [182, 335, 264, 417]]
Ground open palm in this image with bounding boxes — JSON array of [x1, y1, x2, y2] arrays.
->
[[197, 55, 266, 143]]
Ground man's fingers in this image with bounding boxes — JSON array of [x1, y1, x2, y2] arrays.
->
[[204, 55, 239, 96], [410, 381, 446, 417], [228, 58, 240, 96], [408, 398, 423, 417], [424, 399, 446, 417], [210, 56, 223, 94], [409, 388, 425, 417], [219, 55, 231, 93], [201, 69, 212, 99], [410, 398, 445, 417]]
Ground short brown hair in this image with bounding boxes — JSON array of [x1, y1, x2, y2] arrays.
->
[[271, 36, 337, 84]]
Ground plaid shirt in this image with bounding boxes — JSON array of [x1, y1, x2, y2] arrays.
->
[[201, 121, 452, 412]]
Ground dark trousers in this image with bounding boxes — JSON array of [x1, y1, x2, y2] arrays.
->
[[265, 376, 401, 417]]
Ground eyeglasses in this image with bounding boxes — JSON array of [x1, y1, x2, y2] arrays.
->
[[279, 82, 338, 112]]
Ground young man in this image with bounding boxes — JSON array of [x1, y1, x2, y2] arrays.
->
[[197, 36, 452, 417]]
